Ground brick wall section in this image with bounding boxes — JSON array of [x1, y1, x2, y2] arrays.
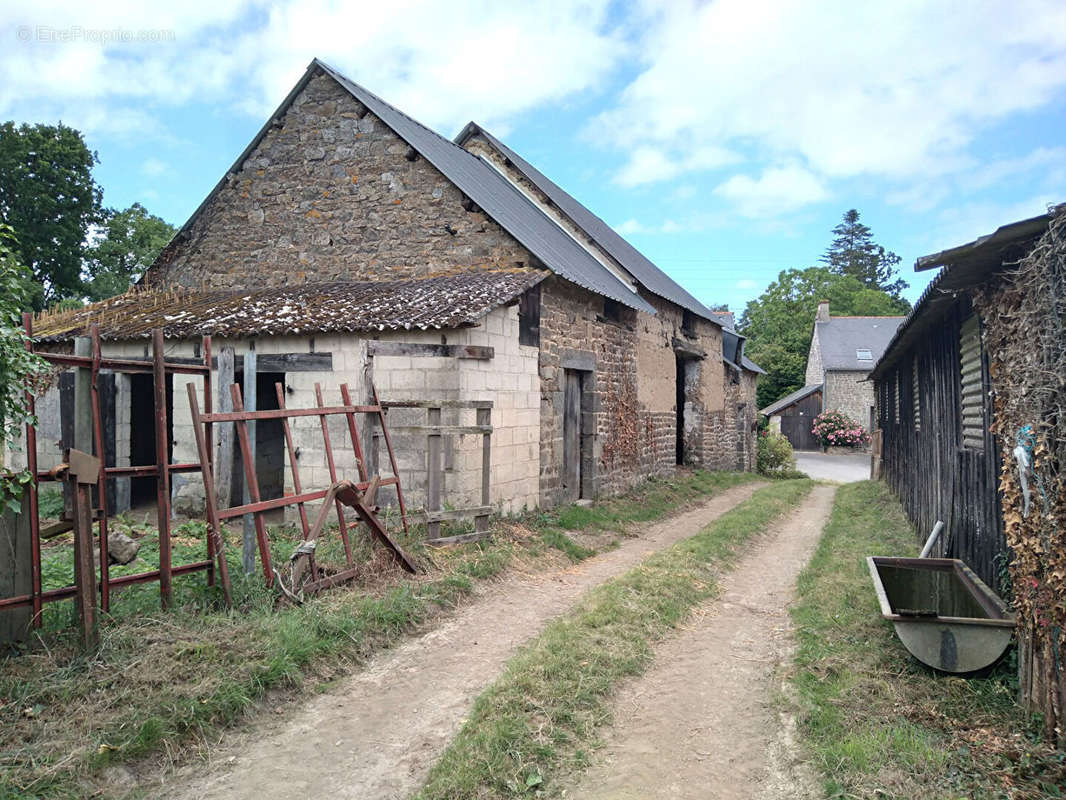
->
[[146, 71, 534, 290], [824, 369, 875, 431]]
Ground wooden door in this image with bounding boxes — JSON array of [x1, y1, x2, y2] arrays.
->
[[563, 370, 582, 500]]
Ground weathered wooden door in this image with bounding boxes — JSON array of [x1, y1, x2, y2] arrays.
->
[[563, 370, 582, 500]]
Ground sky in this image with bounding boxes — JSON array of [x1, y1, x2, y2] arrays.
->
[[2, 0, 1065, 313]]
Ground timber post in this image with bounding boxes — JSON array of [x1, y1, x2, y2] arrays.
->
[[0, 492, 31, 644], [241, 344, 257, 575]]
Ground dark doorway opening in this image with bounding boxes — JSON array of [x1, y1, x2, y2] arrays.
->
[[675, 354, 686, 465], [231, 371, 286, 503], [562, 369, 586, 501], [129, 373, 172, 506]]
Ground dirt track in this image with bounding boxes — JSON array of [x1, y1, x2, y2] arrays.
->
[[155, 481, 766, 800], [561, 484, 835, 800]]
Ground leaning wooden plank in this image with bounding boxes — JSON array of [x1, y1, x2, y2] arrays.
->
[[424, 531, 492, 547]]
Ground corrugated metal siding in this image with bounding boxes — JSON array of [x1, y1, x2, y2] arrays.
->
[[959, 314, 985, 449]]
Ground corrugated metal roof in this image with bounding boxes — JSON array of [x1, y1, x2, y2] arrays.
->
[[313, 61, 656, 315], [34, 269, 546, 341], [870, 206, 1058, 380], [760, 383, 822, 416], [816, 316, 905, 371], [456, 122, 716, 320]]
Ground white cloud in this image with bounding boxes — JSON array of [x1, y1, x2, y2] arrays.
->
[[140, 157, 169, 177], [712, 165, 829, 218], [614, 217, 685, 235], [1, 1, 625, 139], [590, 0, 1066, 191]]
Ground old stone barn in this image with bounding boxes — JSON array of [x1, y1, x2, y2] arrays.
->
[[29, 58, 760, 517]]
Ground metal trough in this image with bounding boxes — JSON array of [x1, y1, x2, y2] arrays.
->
[[867, 556, 1015, 673]]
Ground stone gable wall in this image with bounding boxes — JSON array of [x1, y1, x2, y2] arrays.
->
[[146, 71, 533, 290], [804, 325, 823, 386], [824, 369, 875, 432]]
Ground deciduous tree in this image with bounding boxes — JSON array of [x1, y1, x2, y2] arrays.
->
[[739, 266, 909, 408], [85, 203, 175, 300], [0, 122, 101, 308]]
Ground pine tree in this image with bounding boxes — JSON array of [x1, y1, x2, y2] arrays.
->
[[820, 209, 908, 298]]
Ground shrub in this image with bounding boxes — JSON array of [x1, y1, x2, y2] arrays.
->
[[757, 431, 796, 475], [811, 410, 870, 449]]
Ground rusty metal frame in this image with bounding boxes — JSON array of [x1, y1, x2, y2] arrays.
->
[[189, 380, 411, 588], [0, 319, 232, 633]]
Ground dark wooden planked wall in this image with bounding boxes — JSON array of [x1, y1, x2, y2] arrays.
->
[[875, 294, 1006, 590]]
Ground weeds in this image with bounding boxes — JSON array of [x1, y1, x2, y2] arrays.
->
[[1, 470, 753, 799], [791, 481, 1065, 799], [415, 479, 812, 800]]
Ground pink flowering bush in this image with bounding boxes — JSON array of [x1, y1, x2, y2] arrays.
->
[[811, 410, 871, 449]]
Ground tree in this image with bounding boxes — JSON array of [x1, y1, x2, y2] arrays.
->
[[821, 209, 908, 298], [0, 225, 50, 509], [0, 122, 102, 308], [85, 203, 176, 300], [739, 266, 910, 409]]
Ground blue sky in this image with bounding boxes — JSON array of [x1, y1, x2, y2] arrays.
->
[[2, 0, 1064, 312]]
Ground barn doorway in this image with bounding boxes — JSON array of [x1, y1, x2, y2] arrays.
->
[[675, 354, 686, 464], [128, 372, 173, 506], [562, 369, 588, 501]]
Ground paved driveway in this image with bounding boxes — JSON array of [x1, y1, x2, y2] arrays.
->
[[794, 451, 871, 483]]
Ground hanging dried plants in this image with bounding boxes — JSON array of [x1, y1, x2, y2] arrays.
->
[[974, 204, 1066, 745]]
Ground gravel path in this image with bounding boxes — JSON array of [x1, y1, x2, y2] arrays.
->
[[561, 484, 835, 800], [154, 482, 767, 800]]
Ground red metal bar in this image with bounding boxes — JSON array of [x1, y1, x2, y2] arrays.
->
[[185, 383, 232, 605], [202, 336, 215, 588], [197, 404, 380, 423], [339, 384, 370, 484], [90, 325, 110, 612], [231, 383, 274, 585], [22, 312, 42, 627], [314, 383, 353, 563], [152, 330, 172, 608], [373, 383, 409, 534], [275, 384, 311, 538], [216, 478, 401, 520], [0, 560, 214, 610]]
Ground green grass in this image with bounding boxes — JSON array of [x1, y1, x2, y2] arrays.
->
[[791, 480, 1066, 799], [1, 470, 755, 799], [414, 478, 813, 800]]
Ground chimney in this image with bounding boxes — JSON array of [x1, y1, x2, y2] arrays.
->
[[815, 299, 830, 323]]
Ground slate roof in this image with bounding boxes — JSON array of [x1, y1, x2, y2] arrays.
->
[[155, 58, 655, 315], [760, 384, 822, 417], [33, 269, 547, 342], [711, 312, 766, 374], [816, 316, 905, 371], [456, 122, 716, 321]]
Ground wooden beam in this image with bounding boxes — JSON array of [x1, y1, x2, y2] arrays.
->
[[427, 407, 441, 539], [368, 341, 494, 360], [107, 352, 332, 373], [0, 493, 32, 643], [425, 531, 492, 547], [241, 346, 257, 575], [381, 399, 493, 409], [215, 347, 235, 511]]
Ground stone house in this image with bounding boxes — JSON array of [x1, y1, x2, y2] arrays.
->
[[761, 300, 903, 450], [26, 58, 760, 518]]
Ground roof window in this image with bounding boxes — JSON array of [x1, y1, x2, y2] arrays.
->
[[856, 348, 873, 361]]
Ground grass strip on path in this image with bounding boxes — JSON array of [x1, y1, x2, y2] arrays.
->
[[415, 478, 813, 800], [790, 480, 1066, 800], [0, 470, 758, 800]]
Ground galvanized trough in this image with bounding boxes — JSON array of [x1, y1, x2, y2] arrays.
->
[[867, 556, 1015, 673]]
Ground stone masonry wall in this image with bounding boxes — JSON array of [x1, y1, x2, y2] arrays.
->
[[147, 70, 534, 290], [824, 369, 875, 432], [538, 278, 734, 508], [804, 326, 823, 386]]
